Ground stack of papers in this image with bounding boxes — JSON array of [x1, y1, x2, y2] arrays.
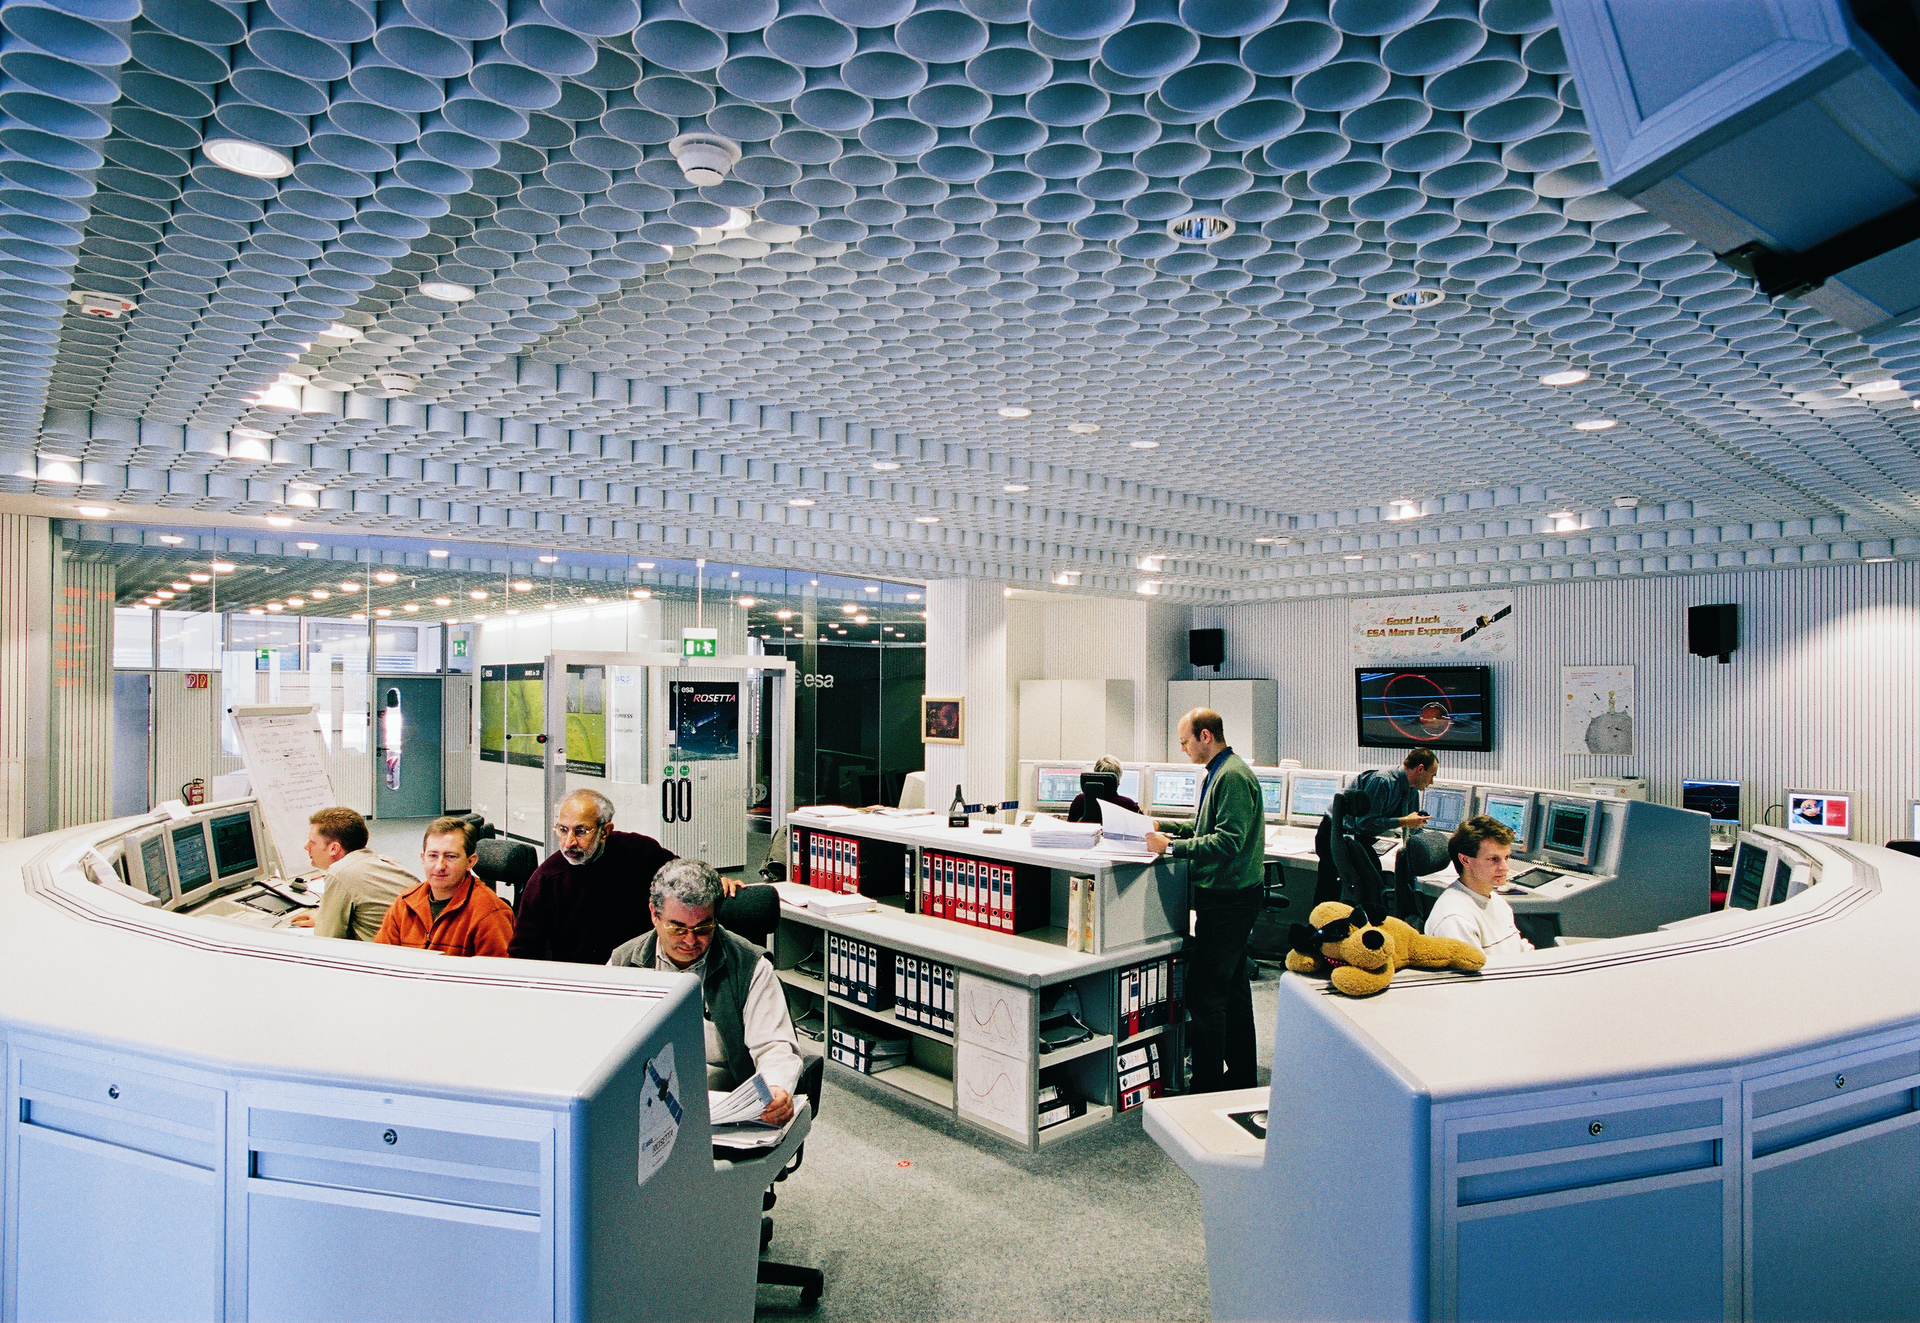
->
[[872, 807, 936, 818], [1091, 800, 1160, 862], [801, 804, 862, 819], [1029, 816, 1102, 850], [807, 891, 876, 916], [709, 1074, 790, 1151]]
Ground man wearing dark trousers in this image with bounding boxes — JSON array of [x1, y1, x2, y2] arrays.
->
[[1314, 747, 1439, 906], [1146, 708, 1266, 1094]]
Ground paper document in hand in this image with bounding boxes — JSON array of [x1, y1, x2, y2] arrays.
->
[[1097, 798, 1153, 843], [709, 1073, 776, 1127]]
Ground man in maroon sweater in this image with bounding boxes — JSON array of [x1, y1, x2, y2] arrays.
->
[[508, 788, 678, 965]]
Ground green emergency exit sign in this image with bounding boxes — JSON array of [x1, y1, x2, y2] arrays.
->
[[682, 627, 718, 658]]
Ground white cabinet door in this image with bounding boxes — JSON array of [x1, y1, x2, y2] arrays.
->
[[1018, 679, 1061, 761], [1167, 681, 1211, 758]]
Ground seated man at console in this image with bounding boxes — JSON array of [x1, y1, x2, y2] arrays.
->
[[289, 807, 414, 940], [1315, 747, 1439, 905], [375, 817, 515, 957], [1066, 755, 1141, 824], [608, 859, 800, 1125], [510, 788, 699, 964], [1425, 815, 1534, 959]]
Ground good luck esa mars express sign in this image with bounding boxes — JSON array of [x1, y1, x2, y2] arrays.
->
[[1351, 591, 1516, 661]]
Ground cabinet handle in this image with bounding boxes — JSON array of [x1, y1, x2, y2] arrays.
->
[[1835, 1074, 1847, 1090], [1588, 1120, 1603, 1136]]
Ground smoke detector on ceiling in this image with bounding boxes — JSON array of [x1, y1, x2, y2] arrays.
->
[[70, 291, 135, 318], [668, 133, 741, 187], [375, 371, 419, 395], [1614, 495, 1641, 509]]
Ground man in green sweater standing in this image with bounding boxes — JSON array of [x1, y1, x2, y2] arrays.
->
[[1147, 708, 1266, 1093]]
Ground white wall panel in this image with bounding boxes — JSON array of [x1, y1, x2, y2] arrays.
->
[[924, 578, 1007, 810], [1195, 563, 1920, 846]]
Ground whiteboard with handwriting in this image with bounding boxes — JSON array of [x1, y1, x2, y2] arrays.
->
[[230, 704, 336, 875]]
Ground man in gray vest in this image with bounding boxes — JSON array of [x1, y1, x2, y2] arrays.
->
[[608, 858, 802, 1125]]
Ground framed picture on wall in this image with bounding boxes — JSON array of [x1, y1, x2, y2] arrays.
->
[[921, 695, 964, 745]]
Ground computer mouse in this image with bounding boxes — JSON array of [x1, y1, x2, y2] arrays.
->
[[288, 877, 307, 893]]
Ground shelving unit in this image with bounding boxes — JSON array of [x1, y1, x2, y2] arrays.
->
[[774, 810, 1190, 1153]]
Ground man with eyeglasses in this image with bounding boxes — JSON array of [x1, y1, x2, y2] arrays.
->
[[509, 788, 680, 965], [608, 858, 801, 1125]]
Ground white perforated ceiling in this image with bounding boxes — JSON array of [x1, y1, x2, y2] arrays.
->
[[4, 0, 1917, 600]]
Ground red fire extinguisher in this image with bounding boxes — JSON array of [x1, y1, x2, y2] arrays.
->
[[181, 778, 206, 806]]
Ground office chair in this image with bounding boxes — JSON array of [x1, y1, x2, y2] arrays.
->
[[714, 884, 825, 1308], [474, 838, 537, 897], [459, 812, 498, 843], [1326, 790, 1392, 925], [1392, 830, 1451, 927], [1067, 771, 1121, 823]]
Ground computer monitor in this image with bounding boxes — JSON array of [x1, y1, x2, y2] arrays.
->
[[1255, 772, 1288, 820], [1728, 838, 1772, 910], [165, 819, 216, 909], [1034, 766, 1085, 809], [1911, 800, 1920, 842], [1681, 780, 1741, 824], [1287, 773, 1340, 826], [1149, 767, 1202, 813], [1117, 768, 1142, 802], [1785, 790, 1851, 838], [208, 807, 263, 884], [1539, 797, 1602, 869], [1421, 786, 1469, 834], [1768, 855, 1797, 907], [124, 825, 174, 903], [1480, 791, 1535, 849]]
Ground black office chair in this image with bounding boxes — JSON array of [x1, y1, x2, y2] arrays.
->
[[716, 885, 824, 1308], [459, 812, 498, 843], [1326, 790, 1392, 924], [1392, 829, 1452, 928], [474, 838, 536, 898]]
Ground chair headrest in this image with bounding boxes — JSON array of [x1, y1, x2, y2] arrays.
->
[[718, 883, 780, 943], [474, 838, 536, 889], [1398, 829, 1453, 878], [1079, 771, 1119, 799]]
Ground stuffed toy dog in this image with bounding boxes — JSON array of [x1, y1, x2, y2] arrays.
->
[[1286, 901, 1485, 997]]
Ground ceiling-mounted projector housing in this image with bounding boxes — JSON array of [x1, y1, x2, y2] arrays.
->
[[668, 133, 742, 188]]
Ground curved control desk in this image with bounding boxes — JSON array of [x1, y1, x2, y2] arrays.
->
[[1148, 829, 1920, 1322], [0, 806, 806, 1323]]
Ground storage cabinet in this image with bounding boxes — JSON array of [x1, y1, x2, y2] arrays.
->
[[1019, 679, 1134, 762], [1167, 679, 1277, 764]]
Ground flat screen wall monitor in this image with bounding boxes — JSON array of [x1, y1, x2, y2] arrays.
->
[[1540, 797, 1603, 870], [1034, 766, 1086, 808], [1681, 780, 1741, 824], [1728, 838, 1772, 910], [1785, 790, 1851, 837], [1149, 767, 1202, 813], [1480, 791, 1535, 850], [1421, 786, 1470, 834], [1256, 772, 1288, 820], [1287, 773, 1342, 825], [1117, 768, 1143, 802], [164, 819, 217, 910], [125, 825, 174, 904], [1354, 665, 1493, 753]]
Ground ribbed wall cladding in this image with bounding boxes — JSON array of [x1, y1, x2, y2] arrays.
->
[[1194, 562, 1920, 846], [53, 560, 114, 828]]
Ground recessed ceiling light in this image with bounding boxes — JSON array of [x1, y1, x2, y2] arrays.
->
[[737, 596, 755, 607], [864, 585, 880, 593], [632, 589, 652, 599], [419, 279, 475, 302], [340, 581, 360, 591], [433, 596, 451, 606], [212, 561, 236, 573], [996, 406, 1032, 418], [512, 580, 532, 591], [915, 515, 941, 524], [1129, 440, 1159, 449], [1866, 556, 1894, 563], [320, 322, 362, 342], [1344, 554, 1364, 560], [854, 613, 869, 623], [155, 590, 175, 600], [402, 603, 419, 612], [776, 609, 794, 620], [309, 589, 329, 599], [871, 460, 902, 472], [266, 516, 293, 527], [286, 596, 305, 607], [1067, 422, 1100, 434], [1254, 536, 1276, 544], [788, 497, 815, 507], [204, 137, 294, 179], [428, 548, 448, 558], [1387, 288, 1444, 310], [373, 571, 398, 584], [1135, 581, 1160, 595], [189, 572, 210, 583], [538, 554, 558, 563], [1540, 368, 1591, 386], [906, 592, 921, 601], [170, 581, 190, 591], [158, 535, 184, 545], [635, 561, 655, 569], [142, 596, 160, 606], [721, 206, 752, 230], [374, 607, 391, 617], [1003, 483, 1029, 493], [1855, 379, 1902, 395], [542, 602, 556, 611], [231, 426, 272, 441], [445, 617, 460, 624], [840, 602, 858, 614], [1572, 418, 1617, 431], [295, 540, 319, 550], [248, 606, 265, 616], [1168, 214, 1234, 243], [76, 505, 110, 517], [38, 452, 77, 464], [1615, 495, 1640, 509], [1549, 509, 1577, 519]]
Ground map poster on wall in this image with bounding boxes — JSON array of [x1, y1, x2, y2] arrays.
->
[[565, 664, 606, 777], [1562, 665, 1636, 756], [479, 663, 545, 767], [1351, 591, 1516, 660]]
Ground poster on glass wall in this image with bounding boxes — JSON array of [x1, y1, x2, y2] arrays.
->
[[566, 664, 607, 777], [480, 663, 545, 767], [668, 681, 739, 761]]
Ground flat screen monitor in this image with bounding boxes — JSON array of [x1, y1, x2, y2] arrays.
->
[[1507, 865, 1558, 889], [1422, 787, 1469, 834], [1034, 766, 1084, 807], [1287, 774, 1340, 824], [1768, 856, 1796, 907], [1354, 665, 1493, 753], [1681, 780, 1741, 824], [126, 826, 173, 903], [1728, 840, 1770, 910], [1540, 798, 1601, 868], [1480, 791, 1534, 848], [1785, 790, 1851, 837], [1256, 773, 1287, 819], [166, 820, 214, 905], [209, 808, 260, 881], [1150, 767, 1202, 812], [1118, 768, 1142, 802]]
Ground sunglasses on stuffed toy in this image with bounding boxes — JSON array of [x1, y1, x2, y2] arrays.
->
[[1289, 911, 1368, 956]]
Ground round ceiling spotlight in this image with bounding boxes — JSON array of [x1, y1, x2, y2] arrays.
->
[[1572, 418, 1617, 431], [1167, 214, 1234, 244], [1540, 368, 1591, 386], [997, 406, 1032, 418], [469, 589, 489, 600], [1067, 422, 1101, 434], [788, 497, 816, 507], [1549, 509, 1577, 519], [1387, 288, 1445, 311], [203, 138, 294, 179], [1129, 439, 1160, 449], [319, 322, 363, 342], [537, 554, 558, 563], [915, 515, 941, 524], [668, 132, 742, 187], [418, 280, 474, 303], [1003, 483, 1029, 493], [373, 571, 398, 584], [294, 540, 319, 550], [871, 460, 901, 471], [76, 505, 111, 517]]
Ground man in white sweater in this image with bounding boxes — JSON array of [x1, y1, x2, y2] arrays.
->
[[1425, 816, 1535, 960]]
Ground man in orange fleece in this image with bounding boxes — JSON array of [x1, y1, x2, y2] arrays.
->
[[374, 816, 514, 958]]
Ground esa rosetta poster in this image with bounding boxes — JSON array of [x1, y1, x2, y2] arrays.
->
[[668, 681, 739, 761]]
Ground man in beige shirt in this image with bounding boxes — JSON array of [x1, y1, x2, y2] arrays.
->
[[289, 807, 415, 941]]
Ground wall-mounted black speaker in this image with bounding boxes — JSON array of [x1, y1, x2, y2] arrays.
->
[[1189, 628, 1223, 671], [1688, 604, 1738, 664]]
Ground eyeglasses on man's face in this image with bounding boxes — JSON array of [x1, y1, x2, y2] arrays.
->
[[659, 918, 716, 939]]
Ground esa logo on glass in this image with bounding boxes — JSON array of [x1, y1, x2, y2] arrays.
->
[[800, 672, 834, 689]]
